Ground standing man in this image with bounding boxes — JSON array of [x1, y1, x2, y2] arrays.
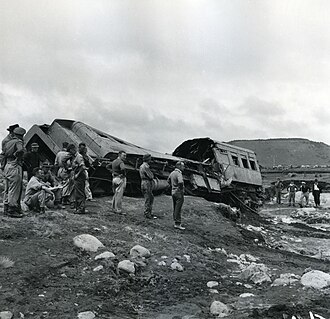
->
[[68, 144, 87, 214], [300, 181, 310, 207], [168, 161, 185, 230], [139, 154, 156, 219], [287, 181, 298, 206], [23, 142, 42, 180], [78, 143, 94, 201], [111, 151, 127, 214], [312, 179, 321, 207], [274, 178, 283, 204], [1, 124, 19, 170], [3, 127, 26, 217]]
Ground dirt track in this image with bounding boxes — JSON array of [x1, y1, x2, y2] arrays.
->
[[0, 195, 329, 319]]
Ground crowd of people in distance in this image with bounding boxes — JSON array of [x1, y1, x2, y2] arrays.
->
[[274, 178, 322, 208], [0, 123, 187, 230]]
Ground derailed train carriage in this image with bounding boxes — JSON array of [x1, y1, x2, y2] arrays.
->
[[173, 137, 263, 209], [24, 120, 263, 210], [24, 119, 223, 197]]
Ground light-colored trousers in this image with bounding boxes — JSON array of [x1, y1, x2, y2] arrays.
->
[[112, 176, 126, 212], [25, 190, 53, 210], [3, 162, 23, 207]]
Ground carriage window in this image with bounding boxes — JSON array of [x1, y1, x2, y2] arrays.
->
[[231, 154, 240, 166], [241, 156, 249, 169], [250, 160, 257, 170]]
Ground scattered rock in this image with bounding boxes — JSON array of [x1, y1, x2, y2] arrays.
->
[[207, 281, 219, 288], [239, 262, 272, 284], [301, 270, 330, 289], [73, 234, 104, 252], [0, 256, 14, 268], [216, 203, 241, 222], [239, 293, 255, 298], [170, 261, 184, 272], [183, 255, 191, 262], [210, 301, 229, 317], [271, 273, 300, 286], [244, 284, 253, 289], [94, 251, 115, 260], [239, 254, 257, 262], [117, 260, 135, 274], [130, 245, 151, 258], [158, 261, 166, 266], [77, 311, 95, 319], [93, 265, 104, 272], [0, 311, 13, 319], [209, 289, 219, 294]]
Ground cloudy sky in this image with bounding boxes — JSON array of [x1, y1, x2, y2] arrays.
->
[[1, 0, 330, 153]]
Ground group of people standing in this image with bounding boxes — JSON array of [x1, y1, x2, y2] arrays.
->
[[275, 178, 322, 207], [1, 124, 187, 229], [111, 151, 186, 230], [1, 124, 92, 217]]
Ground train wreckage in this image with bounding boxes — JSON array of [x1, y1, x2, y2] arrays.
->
[[24, 119, 263, 210]]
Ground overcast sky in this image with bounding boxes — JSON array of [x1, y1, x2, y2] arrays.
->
[[1, 0, 330, 153]]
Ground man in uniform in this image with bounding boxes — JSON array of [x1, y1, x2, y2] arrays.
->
[[139, 154, 156, 219], [3, 127, 26, 217], [111, 151, 127, 214], [167, 161, 185, 230], [78, 143, 94, 201], [23, 142, 42, 180], [24, 167, 56, 213], [1, 124, 19, 170], [68, 144, 87, 214]]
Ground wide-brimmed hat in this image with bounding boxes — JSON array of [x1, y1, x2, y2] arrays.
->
[[7, 124, 19, 132], [301, 181, 306, 184], [31, 143, 39, 148]]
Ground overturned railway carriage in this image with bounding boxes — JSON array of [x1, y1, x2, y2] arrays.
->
[[24, 119, 222, 197], [173, 138, 263, 209]]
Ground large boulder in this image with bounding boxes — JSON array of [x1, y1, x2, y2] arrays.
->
[[210, 301, 229, 317], [301, 270, 330, 289], [73, 234, 104, 252], [130, 245, 151, 258]]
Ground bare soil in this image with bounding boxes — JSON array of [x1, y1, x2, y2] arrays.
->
[[0, 194, 329, 319]]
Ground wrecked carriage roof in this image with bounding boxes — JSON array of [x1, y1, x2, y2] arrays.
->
[[24, 119, 186, 161], [173, 137, 258, 161]]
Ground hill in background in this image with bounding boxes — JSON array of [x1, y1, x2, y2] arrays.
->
[[229, 138, 330, 167]]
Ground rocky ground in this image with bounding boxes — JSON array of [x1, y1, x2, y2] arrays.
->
[[0, 191, 330, 319]]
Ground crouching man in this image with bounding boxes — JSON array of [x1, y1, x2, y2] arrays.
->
[[24, 167, 56, 213]]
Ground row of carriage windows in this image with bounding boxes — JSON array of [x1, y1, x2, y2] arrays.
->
[[218, 150, 258, 171]]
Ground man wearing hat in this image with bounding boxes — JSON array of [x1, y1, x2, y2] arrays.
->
[[3, 126, 26, 217], [287, 181, 298, 206], [23, 142, 42, 181], [299, 181, 310, 207], [139, 154, 157, 219], [1, 124, 19, 170]]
